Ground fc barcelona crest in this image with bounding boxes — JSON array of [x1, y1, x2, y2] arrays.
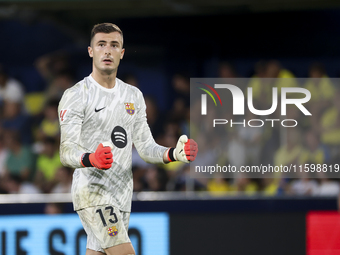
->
[[125, 103, 135, 115], [107, 226, 118, 237]]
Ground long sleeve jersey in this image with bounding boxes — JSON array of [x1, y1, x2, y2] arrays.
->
[[58, 75, 168, 212]]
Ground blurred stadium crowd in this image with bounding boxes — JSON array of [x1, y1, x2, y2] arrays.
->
[[0, 54, 339, 197]]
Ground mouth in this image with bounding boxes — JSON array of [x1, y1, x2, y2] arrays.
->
[[103, 59, 113, 64]]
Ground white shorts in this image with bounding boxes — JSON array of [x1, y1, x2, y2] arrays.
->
[[77, 205, 131, 253]]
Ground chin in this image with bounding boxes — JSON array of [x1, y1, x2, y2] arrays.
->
[[101, 68, 116, 74]]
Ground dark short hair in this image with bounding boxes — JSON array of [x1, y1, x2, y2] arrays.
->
[[90, 23, 123, 45]]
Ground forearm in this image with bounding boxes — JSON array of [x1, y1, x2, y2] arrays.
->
[[59, 124, 86, 168], [60, 140, 84, 168], [136, 135, 168, 164], [133, 113, 168, 164]]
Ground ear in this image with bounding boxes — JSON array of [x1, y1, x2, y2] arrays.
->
[[88, 46, 93, 58], [120, 48, 125, 60]]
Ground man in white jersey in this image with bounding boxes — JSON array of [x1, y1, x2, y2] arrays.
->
[[58, 23, 198, 255]]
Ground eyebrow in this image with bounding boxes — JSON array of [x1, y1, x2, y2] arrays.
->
[[97, 40, 120, 45]]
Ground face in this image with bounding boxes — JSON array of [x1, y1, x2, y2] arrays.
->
[[88, 32, 125, 75]]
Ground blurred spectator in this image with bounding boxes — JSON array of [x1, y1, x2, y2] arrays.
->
[[145, 95, 163, 139], [231, 174, 258, 195], [300, 130, 329, 165], [132, 166, 146, 192], [261, 178, 280, 196], [304, 63, 335, 130], [304, 62, 335, 108], [227, 135, 246, 171], [0, 65, 24, 105], [248, 60, 297, 117], [35, 52, 71, 82], [226, 110, 264, 172], [170, 73, 190, 123], [248, 60, 267, 105], [172, 73, 190, 96], [286, 104, 304, 128], [259, 126, 280, 167], [253, 60, 267, 78], [1, 99, 32, 144], [320, 90, 340, 150], [193, 135, 218, 172], [45, 70, 74, 101], [189, 98, 203, 139], [4, 130, 35, 181], [36, 99, 60, 142], [24, 92, 46, 117], [4, 174, 40, 194], [218, 62, 238, 78], [288, 170, 318, 195], [0, 180, 7, 194], [144, 165, 168, 191], [36, 53, 74, 101], [34, 137, 62, 193], [157, 121, 180, 147], [207, 176, 230, 195], [274, 128, 303, 167], [236, 111, 263, 166], [51, 166, 73, 193], [315, 179, 340, 196], [171, 165, 206, 191], [265, 60, 295, 78], [207, 177, 263, 196], [161, 160, 185, 179], [44, 203, 64, 214], [0, 130, 8, 177]]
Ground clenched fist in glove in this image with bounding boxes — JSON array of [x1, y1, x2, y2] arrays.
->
[[167, 135, 198, 163], [81, 141, 114, 170]]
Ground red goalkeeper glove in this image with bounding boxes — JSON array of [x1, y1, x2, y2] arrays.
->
[[81, 142, 114, 170], [167, 135, 198, 163]]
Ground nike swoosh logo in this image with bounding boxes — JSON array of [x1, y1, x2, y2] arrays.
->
[[95, 107, 106, 112]]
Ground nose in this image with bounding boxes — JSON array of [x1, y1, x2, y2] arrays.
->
[[104, 46, 112, 55]]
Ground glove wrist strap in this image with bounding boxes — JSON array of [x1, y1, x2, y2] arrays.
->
[[81, 153, 92, 167], [167, 148, 177, 162]]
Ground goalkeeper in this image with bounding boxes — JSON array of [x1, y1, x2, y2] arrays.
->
[[58, 23, 198, 255]]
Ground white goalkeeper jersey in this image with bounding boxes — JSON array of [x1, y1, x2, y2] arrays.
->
[[58, 74, 168, 212]]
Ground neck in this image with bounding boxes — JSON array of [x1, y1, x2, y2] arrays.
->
[[91, 68, 117, 89]]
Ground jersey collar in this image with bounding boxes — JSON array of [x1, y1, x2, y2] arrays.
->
[[89, 74, 119, 93]]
